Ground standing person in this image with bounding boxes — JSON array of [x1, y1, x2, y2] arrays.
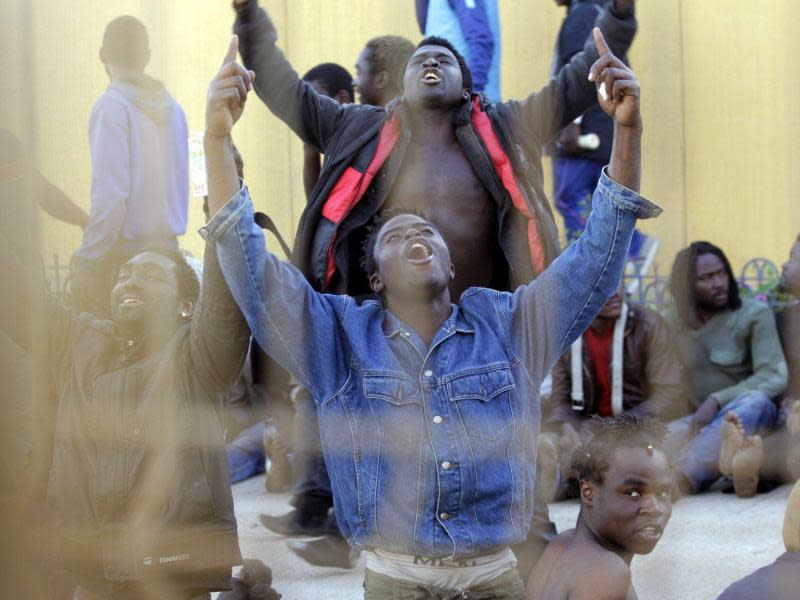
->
[[353, 36, 416, 108], [551, 0, 653, 265], [302, 63, 354, 199], [527, 415, 673, 600], [541, 288, 685, 500], [415, 0, 501, 103], [204, 29, 659, 597], [71, 16, 189, 318], [663, 241, 787, 496], [232, 1, 638, 565]]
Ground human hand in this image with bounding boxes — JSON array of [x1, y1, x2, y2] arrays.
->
[[588, 28, 640, 129], [205, 36, 255, 139], [691, 395, 721, 433]]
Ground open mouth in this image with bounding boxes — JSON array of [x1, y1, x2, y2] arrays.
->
[[403, 239, 434, 263], [636, 524, 664, 539], [421, 68, 442, 84], [121, 296, 144, 306]]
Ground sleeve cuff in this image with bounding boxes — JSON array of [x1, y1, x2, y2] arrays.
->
[[597, 167, 662, 220], [199, 185, 251, 241]]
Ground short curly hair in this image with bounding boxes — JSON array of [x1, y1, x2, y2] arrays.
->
[[360, 207, 431, 277], [414, 36, 473, 92], [571, 414, 668, 486]]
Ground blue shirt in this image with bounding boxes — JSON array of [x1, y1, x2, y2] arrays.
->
[[203, 169, 660, 558]]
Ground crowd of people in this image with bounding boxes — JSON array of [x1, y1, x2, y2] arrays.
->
[[0, 1, 798, 599]]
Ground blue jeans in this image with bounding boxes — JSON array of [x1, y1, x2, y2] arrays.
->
[[552, 157, 645, 256], [226, 421, 266, 484], [666, 390, 777, 491]]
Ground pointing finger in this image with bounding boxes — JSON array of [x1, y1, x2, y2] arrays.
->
[[222, 35, 238, 67], [593, 27, 611, 57]]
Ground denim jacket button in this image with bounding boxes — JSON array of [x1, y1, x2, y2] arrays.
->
[[423, 370, 433, 378], [441, 461, 451, 470], [439, 512, 450, 520], [432, 415, 443, 424]]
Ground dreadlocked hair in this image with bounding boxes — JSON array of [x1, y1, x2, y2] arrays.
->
[[571, 414, 668, 486], [360, 206, 430, 277]]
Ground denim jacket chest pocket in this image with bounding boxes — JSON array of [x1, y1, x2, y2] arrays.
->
[[363, 372, 425, 449], [446, 366, 517, 444], [709, 348, 746, 368]]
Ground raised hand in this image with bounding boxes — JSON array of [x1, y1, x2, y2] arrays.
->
[[588, 28, 640, 129], [205, 35, 255, 138]]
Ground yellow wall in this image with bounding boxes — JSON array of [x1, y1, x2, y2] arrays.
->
[[1, 0, 798, 276]]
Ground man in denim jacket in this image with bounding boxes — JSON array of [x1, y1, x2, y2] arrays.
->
[[203, 31, 659, 596]]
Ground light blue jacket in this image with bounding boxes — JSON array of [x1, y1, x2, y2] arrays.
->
[[203, 170, 660, 558]]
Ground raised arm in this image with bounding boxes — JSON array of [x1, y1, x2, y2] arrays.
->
[[505, 0, 636, 148], [203, 36, 348, 402], [501, 30, 659, 385], [232, 0, 349, 153]]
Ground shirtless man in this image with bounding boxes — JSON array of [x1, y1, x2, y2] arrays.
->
[[231, 0, 637, 567], [527, 415, 673, 600]]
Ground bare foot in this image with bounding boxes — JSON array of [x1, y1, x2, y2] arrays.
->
[[787, 400, 800, 436], [538, 434, 559, 503], [719, 412, 746, 478], [731, 435, 764, 498], [783, 480, 800, 552]]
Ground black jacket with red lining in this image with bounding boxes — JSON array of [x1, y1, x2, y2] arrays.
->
[[234, 0, 637, 295]]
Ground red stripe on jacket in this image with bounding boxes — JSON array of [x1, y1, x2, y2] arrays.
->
[[321, 115, 401, 287], [469, 97, 546, 274]]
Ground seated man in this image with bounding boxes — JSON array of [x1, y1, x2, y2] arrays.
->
[[527, 414, 673, 600], [716, 478, 800, 600], [717, 236, 800, 496], [541, 288, 685, 500], [204, 30, 659, 596], [0, 176, 249, 597], [663, 241, 788, 495]]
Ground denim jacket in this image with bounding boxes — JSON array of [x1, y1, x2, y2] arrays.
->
[[204, 169, 660, 558]]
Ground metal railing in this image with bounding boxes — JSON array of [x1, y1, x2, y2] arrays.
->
[[45, 254, 782, 312]]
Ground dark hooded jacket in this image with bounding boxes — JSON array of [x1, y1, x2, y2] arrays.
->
[[233, 0, 637, 294]]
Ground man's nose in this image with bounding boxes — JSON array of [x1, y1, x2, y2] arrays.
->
[[422, 57, 439, 68], [639, 494, 665, 516], [403, 227, 422, 240]]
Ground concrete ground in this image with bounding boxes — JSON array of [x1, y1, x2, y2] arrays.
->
[[229, 475, 791, 600]]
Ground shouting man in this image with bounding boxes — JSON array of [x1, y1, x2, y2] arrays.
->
[[231, 0, 638, 564], [203, 26, 657, 597]]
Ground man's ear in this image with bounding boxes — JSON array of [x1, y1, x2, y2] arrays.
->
[[580, 480, 595, 507], [375, 70, 390, 90], [99, 47, 107, 65], [334, 89, 352, 104], [178, 298, 195, 320], [369, 274, 384, 293], [449, 263, 455, 281], [462, 89, 471, 102]]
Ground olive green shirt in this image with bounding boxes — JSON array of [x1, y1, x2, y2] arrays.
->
[[664, 298, 788, 407]]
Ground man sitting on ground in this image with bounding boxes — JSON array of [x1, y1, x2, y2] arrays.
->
[[540, 287, 685, 501], [204, 29, 659, 596], [663, 241, 787, 496], [527, 414, 673, 600], [717, 236, 800, 495]]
